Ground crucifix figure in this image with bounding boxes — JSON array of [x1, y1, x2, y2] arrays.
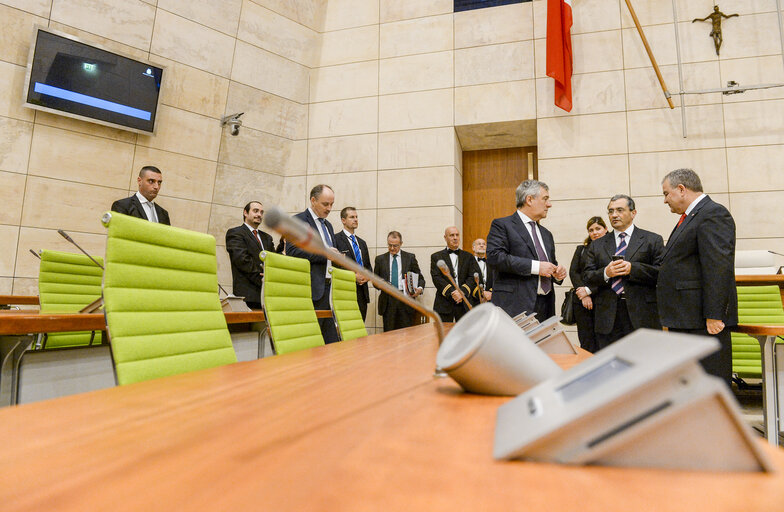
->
[[693, 5, 739, 56]]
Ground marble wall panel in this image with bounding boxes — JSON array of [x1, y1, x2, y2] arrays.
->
[[231, 40, 309, 103], [218, 127, 292, 175], [138, 105, 222, 161], [0, 4, 47, 66], [622, 23, 719, 71], [14, 226, 108, 278], [158, 0, 242, 36], [703, 12, 781, 61], [307, 134, 378, 174], [0, 61, 35, 122], [0, 277, 12, 294], [0, 170, 25, 225], [379, 89, 453, 132], [50, 0, 155, 50], [308, 97, 378, 138], [238, 0, 318, 67], [727, 145, 784, 192], [47, 21, 150, 61], [534, 30, 624, 79], [720, 55, 784, 103], [305, 171, 377, 211], [151, 9, 236, 77], [628, 148, 728, 197], [379, 51, 454, 95], [226, 82, 307, 140], [287, 139, 308, 176], [319, 25, 379, 67], [455, 2, 533, 49], [725, 192, 784, 239], [376, 206, 459, 248], [618, 0, 714, 28], [212, 164, 285, 208], [154, 55, 230, 120], [379, 0, 452, 23], [310, 61, 379, 103], [0, 117, 33, 175], [455, 41, 534, 87], [249, 0, 325, 31], [28, 124, 134, 189], [455, 80, 536, 126], [207, 203, 243, 240], [537, 112, 628, 159], [724, 99, 784, 147], [378, 127, 457, 170], [21, 176, 122, 233], [538, 154, 630, 201], [536, 70, 626, 118], [32, 110, 138, 144], [12, 277, 38, 295], [626, 104, 725, 153], [533, 0, 623, 38], [155, 195, 211, 232], [624, 61, 722, 110], [322, 0, 378, 31], [281, 175, 307, 213], [215, 247, 232, 290], [544, 197, 620, 244], [380, 14, 453, 59], [377, 167, 459, 209], [132, 146, 217, 203], [1, 0, 52, 17]]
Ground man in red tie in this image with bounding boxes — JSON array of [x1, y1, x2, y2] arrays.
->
[[657, 169, 738, 384], [225, 201, 277, 310]]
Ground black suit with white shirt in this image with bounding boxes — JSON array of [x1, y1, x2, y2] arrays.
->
[[430, 248, 479, 322], [111, 193, 170, 225], [334, 230, 373, 321], [225, 224, 275, 309]]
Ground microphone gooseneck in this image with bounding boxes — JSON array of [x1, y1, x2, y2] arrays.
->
[[474, 272, 487, 303], [437, 259, 472, 311], [57, 229, 104, 270]]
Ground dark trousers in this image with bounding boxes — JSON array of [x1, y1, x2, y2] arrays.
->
[[382, 297, 414, 332], [358, 299, 368, 322], [668, 326, 732, 385], [533, 292, 555, 322], [245, 301, 262, 310], [573, 298, 598, 353], [595, 297, 634, 352], [437, 303, 469, 323], [314, 281, 339, 343]]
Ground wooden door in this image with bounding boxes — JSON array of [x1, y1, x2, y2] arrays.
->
[[462, 147, 537, 251]]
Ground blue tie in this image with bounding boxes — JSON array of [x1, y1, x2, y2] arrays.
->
[[317, 218, 333, 247], [350, 234, 363, 266], [391, 255, 399, 288], [611, 232, 627, 295]]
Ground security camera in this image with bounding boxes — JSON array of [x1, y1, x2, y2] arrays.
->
[[221, 112, 244, 136]]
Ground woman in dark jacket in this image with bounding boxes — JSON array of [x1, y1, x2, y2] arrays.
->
[[568, 216, 607, 353]]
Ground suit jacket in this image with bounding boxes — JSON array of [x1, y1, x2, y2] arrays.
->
[[657, 196, 738, 329], [374, 250, 426, 315], [111, 195, 170, 225], [583, 228, 664, 334], [486, 212, 561, 318], [334, 230, 373, 305], [430, 249, 480, 314], [286, 210, 336, 302], [225, 225, 275, 302]]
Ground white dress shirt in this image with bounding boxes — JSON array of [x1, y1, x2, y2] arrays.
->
[[517, 210, 550, 294], [603, 224, 635, 281], [308, 208, 332, 278], [135, 191, 158, 222], [685, 193, 707, 215]]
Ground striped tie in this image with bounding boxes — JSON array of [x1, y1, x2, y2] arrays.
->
[[611, 232, 627, 295]]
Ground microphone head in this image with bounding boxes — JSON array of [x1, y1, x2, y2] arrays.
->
[[57, 229, 71, 241], [437, 259, 449, 274], [264, 206, 284, 230], [474, 272, 479, 279]]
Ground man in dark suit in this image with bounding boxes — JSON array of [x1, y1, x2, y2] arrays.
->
[[657, 169, 738, 384], [487, 180, 566, 321], [111, 166, 170, 225], [286, 184, 339, 343], [430, 226, 479, 322], [583, 194, 664, 351], [225, 201, 276, 309], [334, 206, 372, 321], [374, 231, 426, 332], [472, 238, 493, 304]]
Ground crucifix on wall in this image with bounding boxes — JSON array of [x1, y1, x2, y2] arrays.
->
[[692, 5, 739, 56]]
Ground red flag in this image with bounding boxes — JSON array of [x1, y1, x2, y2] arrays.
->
[[546, 0, 573, 112]]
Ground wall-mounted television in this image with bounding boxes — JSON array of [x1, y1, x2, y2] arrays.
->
[[23, 26, 165, 134]]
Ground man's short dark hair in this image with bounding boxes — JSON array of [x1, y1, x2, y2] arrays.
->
[[139, 165, 162, 177], [310, 184, 333, 200], [663, 168, 704, 193], [340, 206, 357, 219], [387, 231, 402, 242], [609, 194, 635, 211], [243, 201, 262, 219]]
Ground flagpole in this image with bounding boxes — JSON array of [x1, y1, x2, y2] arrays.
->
[[623, 0, 675, 109]]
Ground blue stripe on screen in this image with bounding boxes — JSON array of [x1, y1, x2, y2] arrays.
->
[[34, 82, 152, 121]]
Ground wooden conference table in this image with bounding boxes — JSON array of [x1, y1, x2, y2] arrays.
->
[[2, 324, 784, 511]]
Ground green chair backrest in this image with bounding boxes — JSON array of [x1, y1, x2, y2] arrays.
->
[[102, 212, 236, 385], [330, 267, 368, 341], [731, 285, 784, 379], [38, 250, 104, 348], [260, 251, 324, 354]]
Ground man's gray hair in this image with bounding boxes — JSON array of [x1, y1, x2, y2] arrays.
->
[[662, 168, 703, 193], [609, 194, 635, 211], [515, 180, 549, 208]]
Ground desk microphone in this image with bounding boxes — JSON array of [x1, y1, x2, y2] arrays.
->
[[437, 260, 471, 311], [473, 272, 487, 303], [57, 229, 104, 270], [768, 250, 784, 258], [264, 206, 445, 345], [29, 249, 41, 260]]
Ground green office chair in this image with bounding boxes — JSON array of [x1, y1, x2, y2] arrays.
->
[[102, 212, 236, 385], [732, 285, 784, 381], [330, 267, 368, 341], [38, 249, 104, 348], [260, 251, 324, 354]]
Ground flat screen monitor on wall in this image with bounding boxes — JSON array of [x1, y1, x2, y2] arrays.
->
[[23, 27, 165, 134]]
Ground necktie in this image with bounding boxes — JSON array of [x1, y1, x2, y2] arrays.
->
[[147, 202, 158, 223], [447, 249, 459, 255], [611, 232, 627, 295], [477, 257, 486, 262], [252, 229, 262, 247], [391, 255, 399, 288], [677, 213, 687, 227], [317, 218, 333, 247], [350, 234, 363, 266], [528, 221, 552, 294]]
